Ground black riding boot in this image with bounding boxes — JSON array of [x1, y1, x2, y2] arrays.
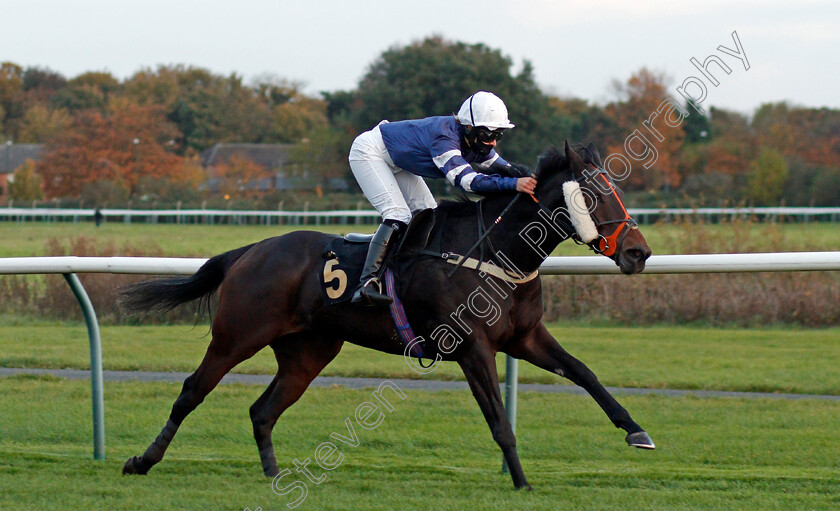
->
[[351, 219, 406, 307]]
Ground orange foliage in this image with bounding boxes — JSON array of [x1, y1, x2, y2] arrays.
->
[[604, 68, 686, 190], [37, 101, 182, 197], [753, 103, 840, 168], [212, 154, 274, 196], [704, 142, 750, 175]]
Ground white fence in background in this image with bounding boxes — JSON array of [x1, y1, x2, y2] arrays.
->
[[0, 207, 382, 225], [2, 206, 840, 225]]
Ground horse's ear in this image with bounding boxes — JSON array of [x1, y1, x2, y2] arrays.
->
[[587, 142, 603, 167], [564, 140, 585, 175]]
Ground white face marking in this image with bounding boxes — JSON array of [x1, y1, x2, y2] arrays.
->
[[562, 181, 598, 243]]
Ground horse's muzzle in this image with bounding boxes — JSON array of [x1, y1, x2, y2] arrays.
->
[[618, 245, 651, 275]]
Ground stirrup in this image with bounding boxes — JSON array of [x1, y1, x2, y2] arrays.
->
[[352, 277, 392, 307]]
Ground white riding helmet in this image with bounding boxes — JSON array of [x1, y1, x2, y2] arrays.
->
[[456, 91, 515, 130]]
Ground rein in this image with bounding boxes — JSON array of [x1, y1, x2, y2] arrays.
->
[[445, 192, 524, 278]]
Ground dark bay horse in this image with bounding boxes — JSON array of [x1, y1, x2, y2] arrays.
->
[[120, 142, 653, 489]]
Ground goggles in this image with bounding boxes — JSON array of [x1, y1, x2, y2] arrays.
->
[[475, 127, 505, 143]]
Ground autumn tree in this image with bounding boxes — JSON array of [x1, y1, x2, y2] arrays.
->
[[268, 89, 330, 143], [290, 126, 351, 186], [0, 65, 66, 141], [700, 107, 756, 176], [603, 68, 686, 190], [124, 67, 330, 152], [548, 97, 621, 147], [38, 100, 183, 198], [164, 67, 273, 151], [0, 62, 24, 137], [213, 154, 274, 197], [123, 66, 181, 109], [135, 155, 206, 204], [50, 71, 120, 112], [753, 102, 840, 168], [3, 55, 837, 207], [16, 104, 72, 143], [21, 67, 67, 103], [8, 159, 44, 200], [746, 148, 789, 206]]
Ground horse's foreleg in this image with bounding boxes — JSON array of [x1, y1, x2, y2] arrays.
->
[[506, 323, 654, 449], [250, 334, 344, 477], [123, 332, 262, 475], [458, 343, 531, 490]]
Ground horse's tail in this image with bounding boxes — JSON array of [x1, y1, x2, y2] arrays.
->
[[119, 243, 257, 316]]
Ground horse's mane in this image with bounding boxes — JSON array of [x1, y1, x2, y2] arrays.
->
[[536, 146, 567, 175], [536, 144, 593, 177]]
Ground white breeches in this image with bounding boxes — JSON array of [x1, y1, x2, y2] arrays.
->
[[349, 124, 437, 224]]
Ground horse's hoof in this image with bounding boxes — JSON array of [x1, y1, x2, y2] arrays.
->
[[122, 455, 149, 475], [515, 484, 533, 491], [625, 431, 655, 450]]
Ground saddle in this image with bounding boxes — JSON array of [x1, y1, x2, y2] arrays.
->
[[318, 209, 437, 306]]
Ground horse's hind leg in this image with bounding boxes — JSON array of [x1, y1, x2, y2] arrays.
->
[[506, 323, 654, 449], [250, 333, 343, 477], [123, 328, 267, 475]]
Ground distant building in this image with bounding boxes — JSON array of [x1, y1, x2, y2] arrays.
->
[[0, 143, 45, 198], [200, 143, 348, 192]]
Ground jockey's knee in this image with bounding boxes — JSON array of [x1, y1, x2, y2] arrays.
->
[[382, 207, 412, 225], [408, 196, 437, 212]]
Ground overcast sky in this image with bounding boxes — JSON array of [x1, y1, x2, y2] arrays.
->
[[4, 0, 839, 115]]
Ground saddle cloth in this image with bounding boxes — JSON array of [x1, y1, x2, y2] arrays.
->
[[318, 209, 437, 306], [319, 236, 370, 306], [319, 236, 425, 358]]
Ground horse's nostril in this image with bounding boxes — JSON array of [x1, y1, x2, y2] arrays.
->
[[626, 248, 647, 262]]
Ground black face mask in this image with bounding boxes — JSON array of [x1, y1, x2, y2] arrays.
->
[[461, 126, 495, 159]]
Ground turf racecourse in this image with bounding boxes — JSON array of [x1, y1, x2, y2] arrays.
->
[[2, 323, 839, 510], [2, 221, 839, 509], [3, 323, 839, 395], [1, 375, 839, 511]]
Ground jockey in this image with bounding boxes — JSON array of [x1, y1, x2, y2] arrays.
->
[[348, 91, 538, 306]]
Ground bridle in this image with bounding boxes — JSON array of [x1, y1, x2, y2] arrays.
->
[[529, 163, 637, 258], [579, 163, 637, 258]]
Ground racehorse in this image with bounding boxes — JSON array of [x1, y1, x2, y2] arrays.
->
[[120, 141, 653, 489]]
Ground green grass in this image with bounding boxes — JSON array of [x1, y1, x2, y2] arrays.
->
[[1, 376, 838, 510], [1, 220, 839, 258], [1, 322, 838, 395], [637, 220, 840, 254], [3, 220, 839, 509]]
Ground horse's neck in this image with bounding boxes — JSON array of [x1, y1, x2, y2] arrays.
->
[[437, 196, 565, 274]]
